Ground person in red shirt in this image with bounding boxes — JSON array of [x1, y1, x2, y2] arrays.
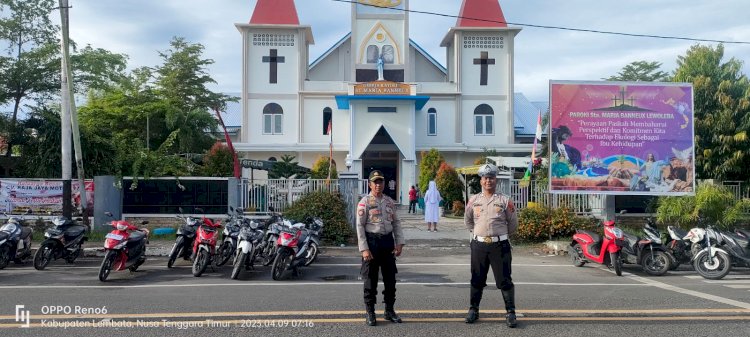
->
[[408, 185, 418, 214]]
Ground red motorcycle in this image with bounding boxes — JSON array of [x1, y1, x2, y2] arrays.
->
[[98, 214, 149, 282], [191, 209, 221, 277], [568, 217, 625, 276]]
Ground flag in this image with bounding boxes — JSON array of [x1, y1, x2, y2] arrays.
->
[[327, 120, 333, 182], [521, 111, 543, 187]]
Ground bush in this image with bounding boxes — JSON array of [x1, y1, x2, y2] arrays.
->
[[310, 155, 338, 179], [283, 190, 351, 245], [201, 142, 234, 177], [656, 182, 750, 229], [516, 207, 596, 242], [452, 200, 465, 217], [436, 162, 464, 211], [418, 149, 444, 195]]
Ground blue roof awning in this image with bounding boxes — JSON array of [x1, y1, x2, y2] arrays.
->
[[335, 95, 431, 110]]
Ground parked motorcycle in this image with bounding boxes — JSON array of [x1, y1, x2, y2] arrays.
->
[[98, 213, 149, 282], [33, 216, 88, 270], [0, 210, 33, 269], [665, 225, 705, 270], [258, 207, 284, 266], [230, 219, 265, 280], [617, 220, 671, 276], [692, 225, 732, 280], [167, 207, 200, 268], [568, 215, 625, 276], [216, 207, 244, 267], [191, 208, 222, 277], [270, 217, 324, 280]]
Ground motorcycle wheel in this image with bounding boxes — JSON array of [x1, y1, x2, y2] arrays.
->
[[231, 252, 246, 280], [192, 250, 209, 277], [65, 246, 82, 264], [642, 250, 670, 276], [570, 243, 585, 267], [303, 242, 319, 267], [693, 250, 732, 280], [33, 242, 55, 270], [0, 245, 10, 270], [98, 250, 117, 282], [216, 241, 233, 267], [610, 251, 622, 276], [263, 245, 277, 266], [271, 249, 293, 281], [129, 256, 145, 272], [167, 240, 183, 269]]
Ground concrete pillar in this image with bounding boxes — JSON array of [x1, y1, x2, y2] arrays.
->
[[338, 172, 361, 230], [227, 177, 243, 213], [93, 176, 122, 232]]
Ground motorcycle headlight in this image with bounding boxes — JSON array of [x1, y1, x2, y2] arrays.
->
[[611, 228, 624, 239]]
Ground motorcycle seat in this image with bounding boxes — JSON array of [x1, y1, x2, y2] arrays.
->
[[623, 233, 640, 247], [128, 231, 146, 242], [64, 226, 86, 238], [726, 232, 749, 249], [668, 226, 688, 240], [577, 230, 601, 244]]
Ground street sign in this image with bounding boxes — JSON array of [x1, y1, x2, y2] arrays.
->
[[240, 159, 275, 171]]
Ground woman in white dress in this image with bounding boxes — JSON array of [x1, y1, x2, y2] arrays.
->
[[424, 181, 442, 232]]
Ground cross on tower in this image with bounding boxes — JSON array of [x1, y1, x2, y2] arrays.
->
[[473, 51, 495, 86], [262, 49, 285, 84]]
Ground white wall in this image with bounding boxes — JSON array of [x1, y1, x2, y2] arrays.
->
[[301, 97, 350, 145]]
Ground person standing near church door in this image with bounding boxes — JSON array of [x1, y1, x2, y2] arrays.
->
[[408, 185, 418, 213], [424, 181, 442, 232]]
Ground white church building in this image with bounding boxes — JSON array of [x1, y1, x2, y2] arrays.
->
[[233, 0, 536, 203]]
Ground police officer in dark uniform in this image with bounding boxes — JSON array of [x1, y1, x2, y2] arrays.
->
[[463, 163, 519, 327], [356, 170, 406, 326]]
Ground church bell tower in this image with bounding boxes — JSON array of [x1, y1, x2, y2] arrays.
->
[[351, 0, 409, 82]]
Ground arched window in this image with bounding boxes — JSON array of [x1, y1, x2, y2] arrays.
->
[[427, 108, 437, 136], [366, 45, 379, 63], [323, 107, 332, 135], [263, 103, 283, 134], [382, 45, 395, 64], [474, 104, 494, 135]]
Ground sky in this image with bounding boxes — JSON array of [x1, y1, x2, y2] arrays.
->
[[61, 0, 750, 103]]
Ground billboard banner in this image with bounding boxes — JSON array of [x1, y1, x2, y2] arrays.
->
[[0, 180, 94, 214], [549, 81, 695, 195]]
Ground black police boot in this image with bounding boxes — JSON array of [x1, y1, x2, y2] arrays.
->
[[501, 288, 517, 328], [465, 287, 482, 324], [384, 304, 402, 323], [365, 304, 377, 326]]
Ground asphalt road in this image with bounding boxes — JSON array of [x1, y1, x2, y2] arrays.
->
[[1, 246, 749, 337]]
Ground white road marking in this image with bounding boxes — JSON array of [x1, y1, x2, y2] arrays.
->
[[725, 285, 750, 289], [684, 275, 750, 280], [0, 281, 648, 290], [624, 272, 750, 309]]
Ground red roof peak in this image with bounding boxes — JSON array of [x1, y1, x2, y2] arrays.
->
[[456, 0, 507, 28], [250, 0, 300, 25]]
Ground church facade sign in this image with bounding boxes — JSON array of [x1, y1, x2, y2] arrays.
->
[[548, 81, 695, 196], [354, 81, 411, 95]]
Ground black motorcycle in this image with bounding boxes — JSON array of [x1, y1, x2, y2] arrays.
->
[[258, 207, 284, 266], [0, 210, 33, 269], [216, 207, 244, 267], [230, 220, 266, 280], [618, 221, 671, 276], [33, 216, 88, 270], [167, 208, 200, 268]]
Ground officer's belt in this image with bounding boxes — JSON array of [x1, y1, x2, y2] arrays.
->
[[366, 232, 392, 239], [473, 234, 508, 243]]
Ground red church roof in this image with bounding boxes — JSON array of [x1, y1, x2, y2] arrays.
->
[[456, 0, 507, 28], [250, 0, 300, 25]]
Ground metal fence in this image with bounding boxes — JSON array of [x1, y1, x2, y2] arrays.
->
[[510, 179, 606, 215], [721, 181, 750, 200], [240, 178, 368, 213]]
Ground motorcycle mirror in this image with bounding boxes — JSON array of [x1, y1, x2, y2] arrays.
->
[[104, 212, 113, 217], [178, 207, 184, 214], [229, 206, 235, 212], [268, 206, 275, 212], [619, 210, 628, 215], [195, 208, 205, 214], [141, 220, 149, 225]]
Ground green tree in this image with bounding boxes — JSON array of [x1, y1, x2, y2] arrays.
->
[[656, 183, 750, 229], [418, 148, 444, 195], [435, 162, 464, 211], [268, 154, 308, 179], [672, 44, 750, 180], [310, 155, 338, 179], [201, 142, 234, 177], [606, 60, 670, 82], [0, 0, 59, 156]]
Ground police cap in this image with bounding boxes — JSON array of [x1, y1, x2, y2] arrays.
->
[[477, 163, 498, 178]]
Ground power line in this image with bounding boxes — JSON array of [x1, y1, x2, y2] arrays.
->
[[332, 0, 750, 45]]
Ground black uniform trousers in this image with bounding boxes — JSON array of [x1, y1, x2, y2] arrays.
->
[[470, 239, 514, 292], [361, 232, 398, 306]]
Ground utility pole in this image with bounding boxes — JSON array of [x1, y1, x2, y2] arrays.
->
[[59, 0, 72, 218], [59, 0, 88, 224]]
